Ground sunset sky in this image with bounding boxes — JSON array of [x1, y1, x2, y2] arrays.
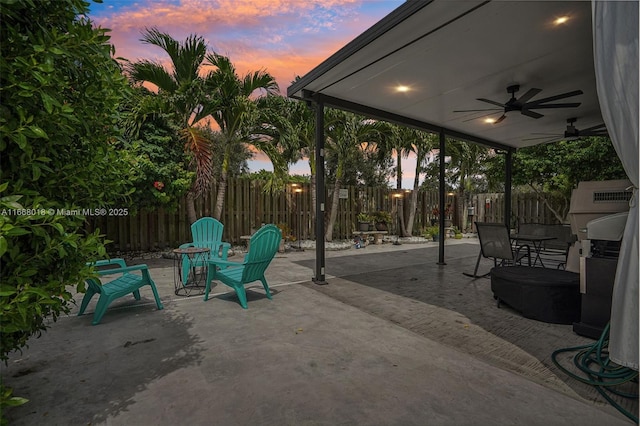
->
[[89, 0, 419, 188]]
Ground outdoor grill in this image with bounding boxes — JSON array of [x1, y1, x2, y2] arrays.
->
[[568, 179, 632, 339], [568, 179, 633, 242]]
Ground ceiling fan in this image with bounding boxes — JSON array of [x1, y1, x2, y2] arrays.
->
[[522, 118, 608, 143], [455, 84, 583, 124]]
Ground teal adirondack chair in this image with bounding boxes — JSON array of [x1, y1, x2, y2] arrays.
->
[[78, 259, 164, 325], [204, 224, 282, 309], [179, 217, 231, 285]]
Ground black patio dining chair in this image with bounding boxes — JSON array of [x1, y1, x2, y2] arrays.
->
[[518, 223, 575, 269], [463, 222, 531, 278]]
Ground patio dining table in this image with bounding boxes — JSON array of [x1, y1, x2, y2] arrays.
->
[[510, 234, 556, 268]]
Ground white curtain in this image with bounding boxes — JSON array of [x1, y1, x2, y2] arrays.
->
[[592, 1, 639, 370]]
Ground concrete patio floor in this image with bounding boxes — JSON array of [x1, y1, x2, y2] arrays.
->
[[2, 239, 637, 425]]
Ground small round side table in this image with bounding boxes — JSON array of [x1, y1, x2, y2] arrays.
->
[[173, 247, 210, 296]]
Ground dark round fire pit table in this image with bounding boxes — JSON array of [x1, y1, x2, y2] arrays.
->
[[490, 266, 581, 324]]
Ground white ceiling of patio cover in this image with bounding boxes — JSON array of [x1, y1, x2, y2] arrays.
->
[[288, 1, 602, 150]]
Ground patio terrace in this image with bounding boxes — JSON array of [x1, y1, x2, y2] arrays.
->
[[2, 239, 637, 425]]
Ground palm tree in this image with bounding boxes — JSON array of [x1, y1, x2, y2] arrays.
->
[[203, 53, 280, 220], [374, 123, 415, 236], [447, 140, 489, 230], [126, 28, 219, 223], [252, 96, 305, 191], [289, 99, 320, 229], [200, 126, 252, 180], [250, 95, 305, 232], [405, 129, 438, 235], [324, 110, 382, 241], [255, 96, 321, 224]]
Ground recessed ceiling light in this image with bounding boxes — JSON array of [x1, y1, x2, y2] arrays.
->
[[554, 16, 569, 25], [396, 85, 410, 93]]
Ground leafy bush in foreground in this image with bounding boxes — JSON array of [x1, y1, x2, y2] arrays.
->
[[0, 0, 131, 420]]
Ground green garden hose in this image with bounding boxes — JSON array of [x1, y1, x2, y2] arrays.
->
[[551, 323, 638, 423]]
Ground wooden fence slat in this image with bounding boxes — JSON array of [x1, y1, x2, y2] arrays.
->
[[94, 182, 568, 253]]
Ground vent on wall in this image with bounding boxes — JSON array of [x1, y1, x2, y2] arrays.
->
[[593, 190, 633, 203]]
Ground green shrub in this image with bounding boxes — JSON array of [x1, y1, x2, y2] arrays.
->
[[373, 211, 392, 224], [357, 212, 373, 223], [424, 226, 440, 238], [0, 0, 132, 419], [117, 102, 194, 212]]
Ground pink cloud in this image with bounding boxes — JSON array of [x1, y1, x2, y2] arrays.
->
[[90, 0, 404, 179], [94, 0, 360, 33], [230, 42, 353, 93], [93, 0, 394, 93]]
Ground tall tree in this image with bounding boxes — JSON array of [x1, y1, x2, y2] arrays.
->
[[447, 140, 489, 230], [126, 28, 218, 223], [405, 129, 438, 235], [284, 78, 324, 228], [279, 97, 320, 224], [204, 127, 252, 181], [324, 111, 381, 241], [252, 95, 305, 192], [374, 123, 415, 236], [485, 137, 626, 223], [203, 53, 280, 220]]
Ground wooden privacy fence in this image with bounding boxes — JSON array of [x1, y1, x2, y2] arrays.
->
[[469, 192, 566, 230], [87, 179, 565, 253]]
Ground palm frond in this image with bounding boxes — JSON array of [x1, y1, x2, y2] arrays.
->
[[140, 27, 206, 85], [253, 139, 289, 194], [174, 33, 207, 84], [192, 97, 220, 125], [242, 70, 279, 96], [205, 52, 236, 77], [181, 126, 213, 196], [127, 60, 178, 92], [141, 27, 181, 62]]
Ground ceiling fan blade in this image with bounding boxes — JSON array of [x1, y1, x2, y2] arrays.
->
[[494, 114, 507, 124], [585, 130, 609, 136], [544, 137, 564, 144], [453, 108, 502, 112], [526, 90, 583, 105], [476, 98, 506, 108], [522, 136, 562, 143], [579, 130, 609, 137], [516, 88, 542, 104], [528, 102, 581, 109], [529, 132, 562, 136], [521, 109, 544, 119], [461, 111, 503, 122], [581, 123, 607, 133], [522, 135, 559, 142]]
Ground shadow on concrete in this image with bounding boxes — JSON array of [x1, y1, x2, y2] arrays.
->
[[3, 305, 204, 425], [214, 287, 282, 308]]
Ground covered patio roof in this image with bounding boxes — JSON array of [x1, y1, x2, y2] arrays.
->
[[288, 0, 601, 150], [287, 0, 608, 278], [286, 0, 638, 374]]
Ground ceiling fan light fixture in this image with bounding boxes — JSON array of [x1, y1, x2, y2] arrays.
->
[[554, 16, 570, 25], [484, 118, 496, 124], [523, 118, 607, 143], [454, 84, 583, 124]]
